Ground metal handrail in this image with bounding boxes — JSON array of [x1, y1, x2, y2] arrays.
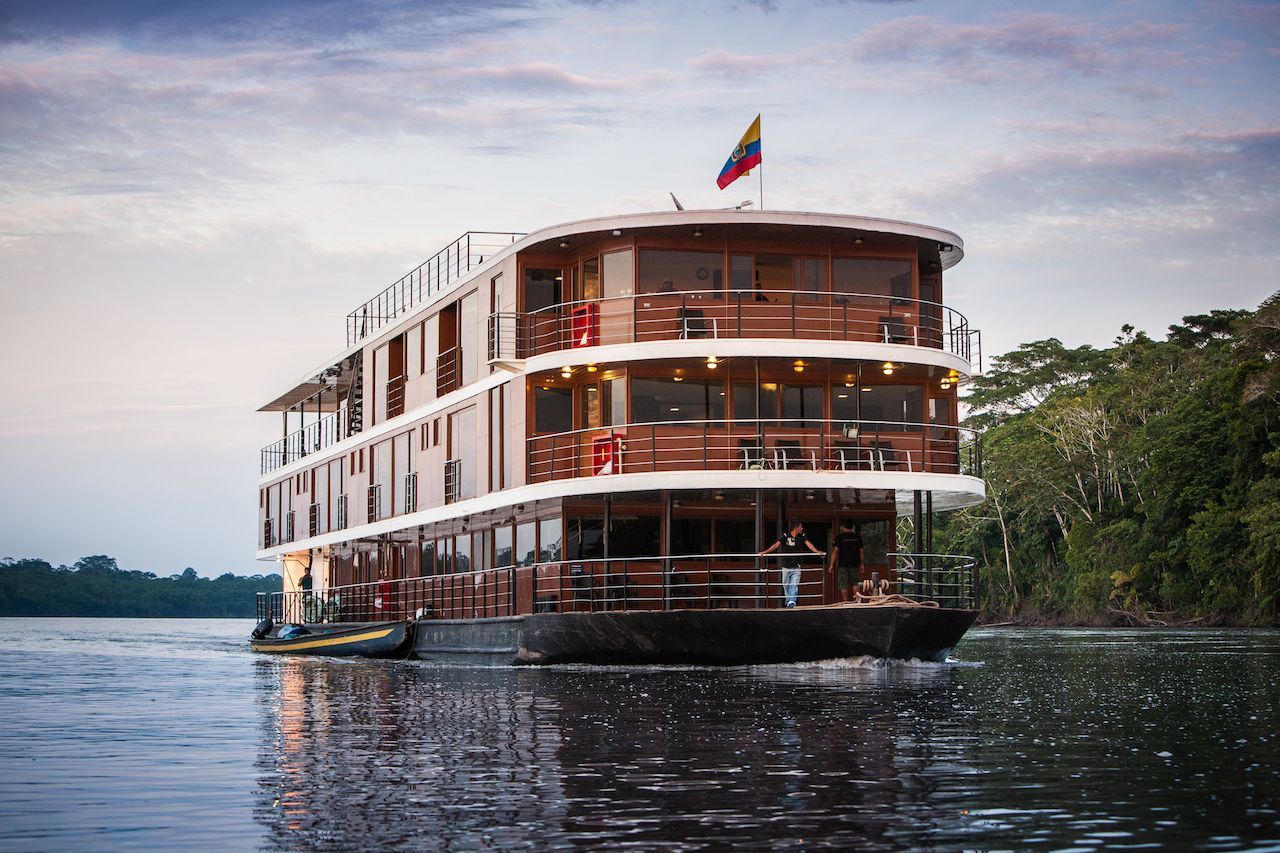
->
[[500, 289, 980, 364], [346, 231, 525, 346], [528, 417, 982, 481], [258, 548, 980, 625], [260, 408, 348, 474], [888, 551, 977, 609]]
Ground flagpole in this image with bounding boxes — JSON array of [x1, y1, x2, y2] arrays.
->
[[759, 162, 764, 210]]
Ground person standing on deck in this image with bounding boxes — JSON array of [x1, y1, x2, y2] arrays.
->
[[828, 519, 865, 603], [759, 520, 824, 607]]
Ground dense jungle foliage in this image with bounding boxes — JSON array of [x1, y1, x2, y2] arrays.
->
[[0, 555, 281, 617], [941, 292, 1280, 625]]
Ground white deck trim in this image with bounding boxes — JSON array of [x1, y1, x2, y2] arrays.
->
[[256, 469, 985, 560]]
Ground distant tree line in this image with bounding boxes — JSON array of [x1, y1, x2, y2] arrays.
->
[[940, 292, 1280, 626], [0, 555, 281, 617]]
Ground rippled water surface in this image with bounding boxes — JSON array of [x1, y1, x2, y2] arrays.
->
[[0, 619, 1277, 850]]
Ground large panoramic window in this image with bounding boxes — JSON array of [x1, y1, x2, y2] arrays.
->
[[795, 257, 827, 301], [516, 521, 536, 567], [601, 250, 633, 299], [860, 385, 923, 431], [609, 514, 660, 558], [539, 517, 563, 562], [672, 517, 712, 555], [494, 524, 514, 568], [631, 377, 726, 423], [755, 254, 791, 302], [534, 385, 573, 434], [567, 516, 604, 560], [524, 268, 561, 313], [779, 384, 824, 428], [637, 250, 723, 296], [832, 258, 913, 302]]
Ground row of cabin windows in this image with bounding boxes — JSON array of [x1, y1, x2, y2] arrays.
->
[[420, 516, 562, 575], [534, 379, 946, 434], [566, 515, 896, 564], [263, 385, 501, 536], [526, 250, 922, 312]]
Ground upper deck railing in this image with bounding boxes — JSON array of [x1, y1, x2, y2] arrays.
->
[[527, 417, 982, 484], [347, 231, 524, 346], [260, 408, 348, 474], [490, 289, 981, 368]]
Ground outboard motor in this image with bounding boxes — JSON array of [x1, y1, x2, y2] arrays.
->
[[251, 618, 273, 640]]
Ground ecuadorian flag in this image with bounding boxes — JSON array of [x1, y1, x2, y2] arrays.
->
[[716, 114, 762, 189]]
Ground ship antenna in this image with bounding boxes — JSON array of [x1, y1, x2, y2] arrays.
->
[[669, 192, 685, 211]]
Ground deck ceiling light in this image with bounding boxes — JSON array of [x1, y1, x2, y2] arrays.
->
[[854, 236, 863, 245], [861, 386, 873, 392], [694, 227, 703, 238], [714, 490, 725, 501], [882, 361, 895, 375], [612, 229, 622, 236], [706, 355, 719, 369], [559, 240, 569, 248], [586, 363, 598, 373], [561, 366, 572, 378], [673, 375, 683, 382], [793, 359, 805, 373], [844, 380, 855, 387]]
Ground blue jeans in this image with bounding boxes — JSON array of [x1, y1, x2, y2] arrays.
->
[[782, 565, 801, 607]]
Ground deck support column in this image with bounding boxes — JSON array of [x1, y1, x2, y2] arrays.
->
[[913, 490, 924, 597], [754, 489, 764, 607], [662, 490, 673, 610]]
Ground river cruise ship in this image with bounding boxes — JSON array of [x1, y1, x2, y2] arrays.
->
[[253, 209, 985, 663]]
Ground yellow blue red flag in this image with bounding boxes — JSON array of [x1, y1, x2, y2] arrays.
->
[[716, 114, 762, 189]]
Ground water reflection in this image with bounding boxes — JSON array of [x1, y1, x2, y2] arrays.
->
[[251, 631, 1280, 850]]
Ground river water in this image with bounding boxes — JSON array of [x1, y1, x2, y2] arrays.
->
[[0, 619, 1276, 850]]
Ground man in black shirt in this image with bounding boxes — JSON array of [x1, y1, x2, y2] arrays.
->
[[828, 520, 865, 603], [759, 520, 825, 607]]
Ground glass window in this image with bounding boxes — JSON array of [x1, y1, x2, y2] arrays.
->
[[731, 381, 760, 422], [392, 432, 410, 513], [780, 384, 823, 429], [539, 517, 563, 562], [832, 259, 913, 302], [581, 257, 600, 301], [730, 255, 753, 299], [448, 406, 478, 497], [581, 384, 602, 429], [438, 536, 453, 575], [860, 385, 923, 431], [601, 250, 633, 299], [832, 385, 858, 423], [455, 535, 472, 574], [637, 250, 723, 297], [406, 324, 422, 376], [474, 530, 491, 571], [501, 383, 513, 487], [755, 254, 791, 302], [795, 258, 827, 301], [567, 517, 604, 560], [631, 377, 725, 423], [420, 539, 436, 577], [423, 315, 438, 402], [672, 518, 712, 556], [460, 291, 479, 386], [494, 525, 513, 568], [516, 521, 536, 567], [861, 520, 891, 566], [609, 514, 660, 558], [606, 376, 626, 426], [373, 344, 388, 424], [525, 268, 561, 313], [714, 518, 756, 558], [534, 386, 573, 434]]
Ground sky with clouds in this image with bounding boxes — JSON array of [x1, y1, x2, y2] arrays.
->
[[2, 0, 1277, 575]]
